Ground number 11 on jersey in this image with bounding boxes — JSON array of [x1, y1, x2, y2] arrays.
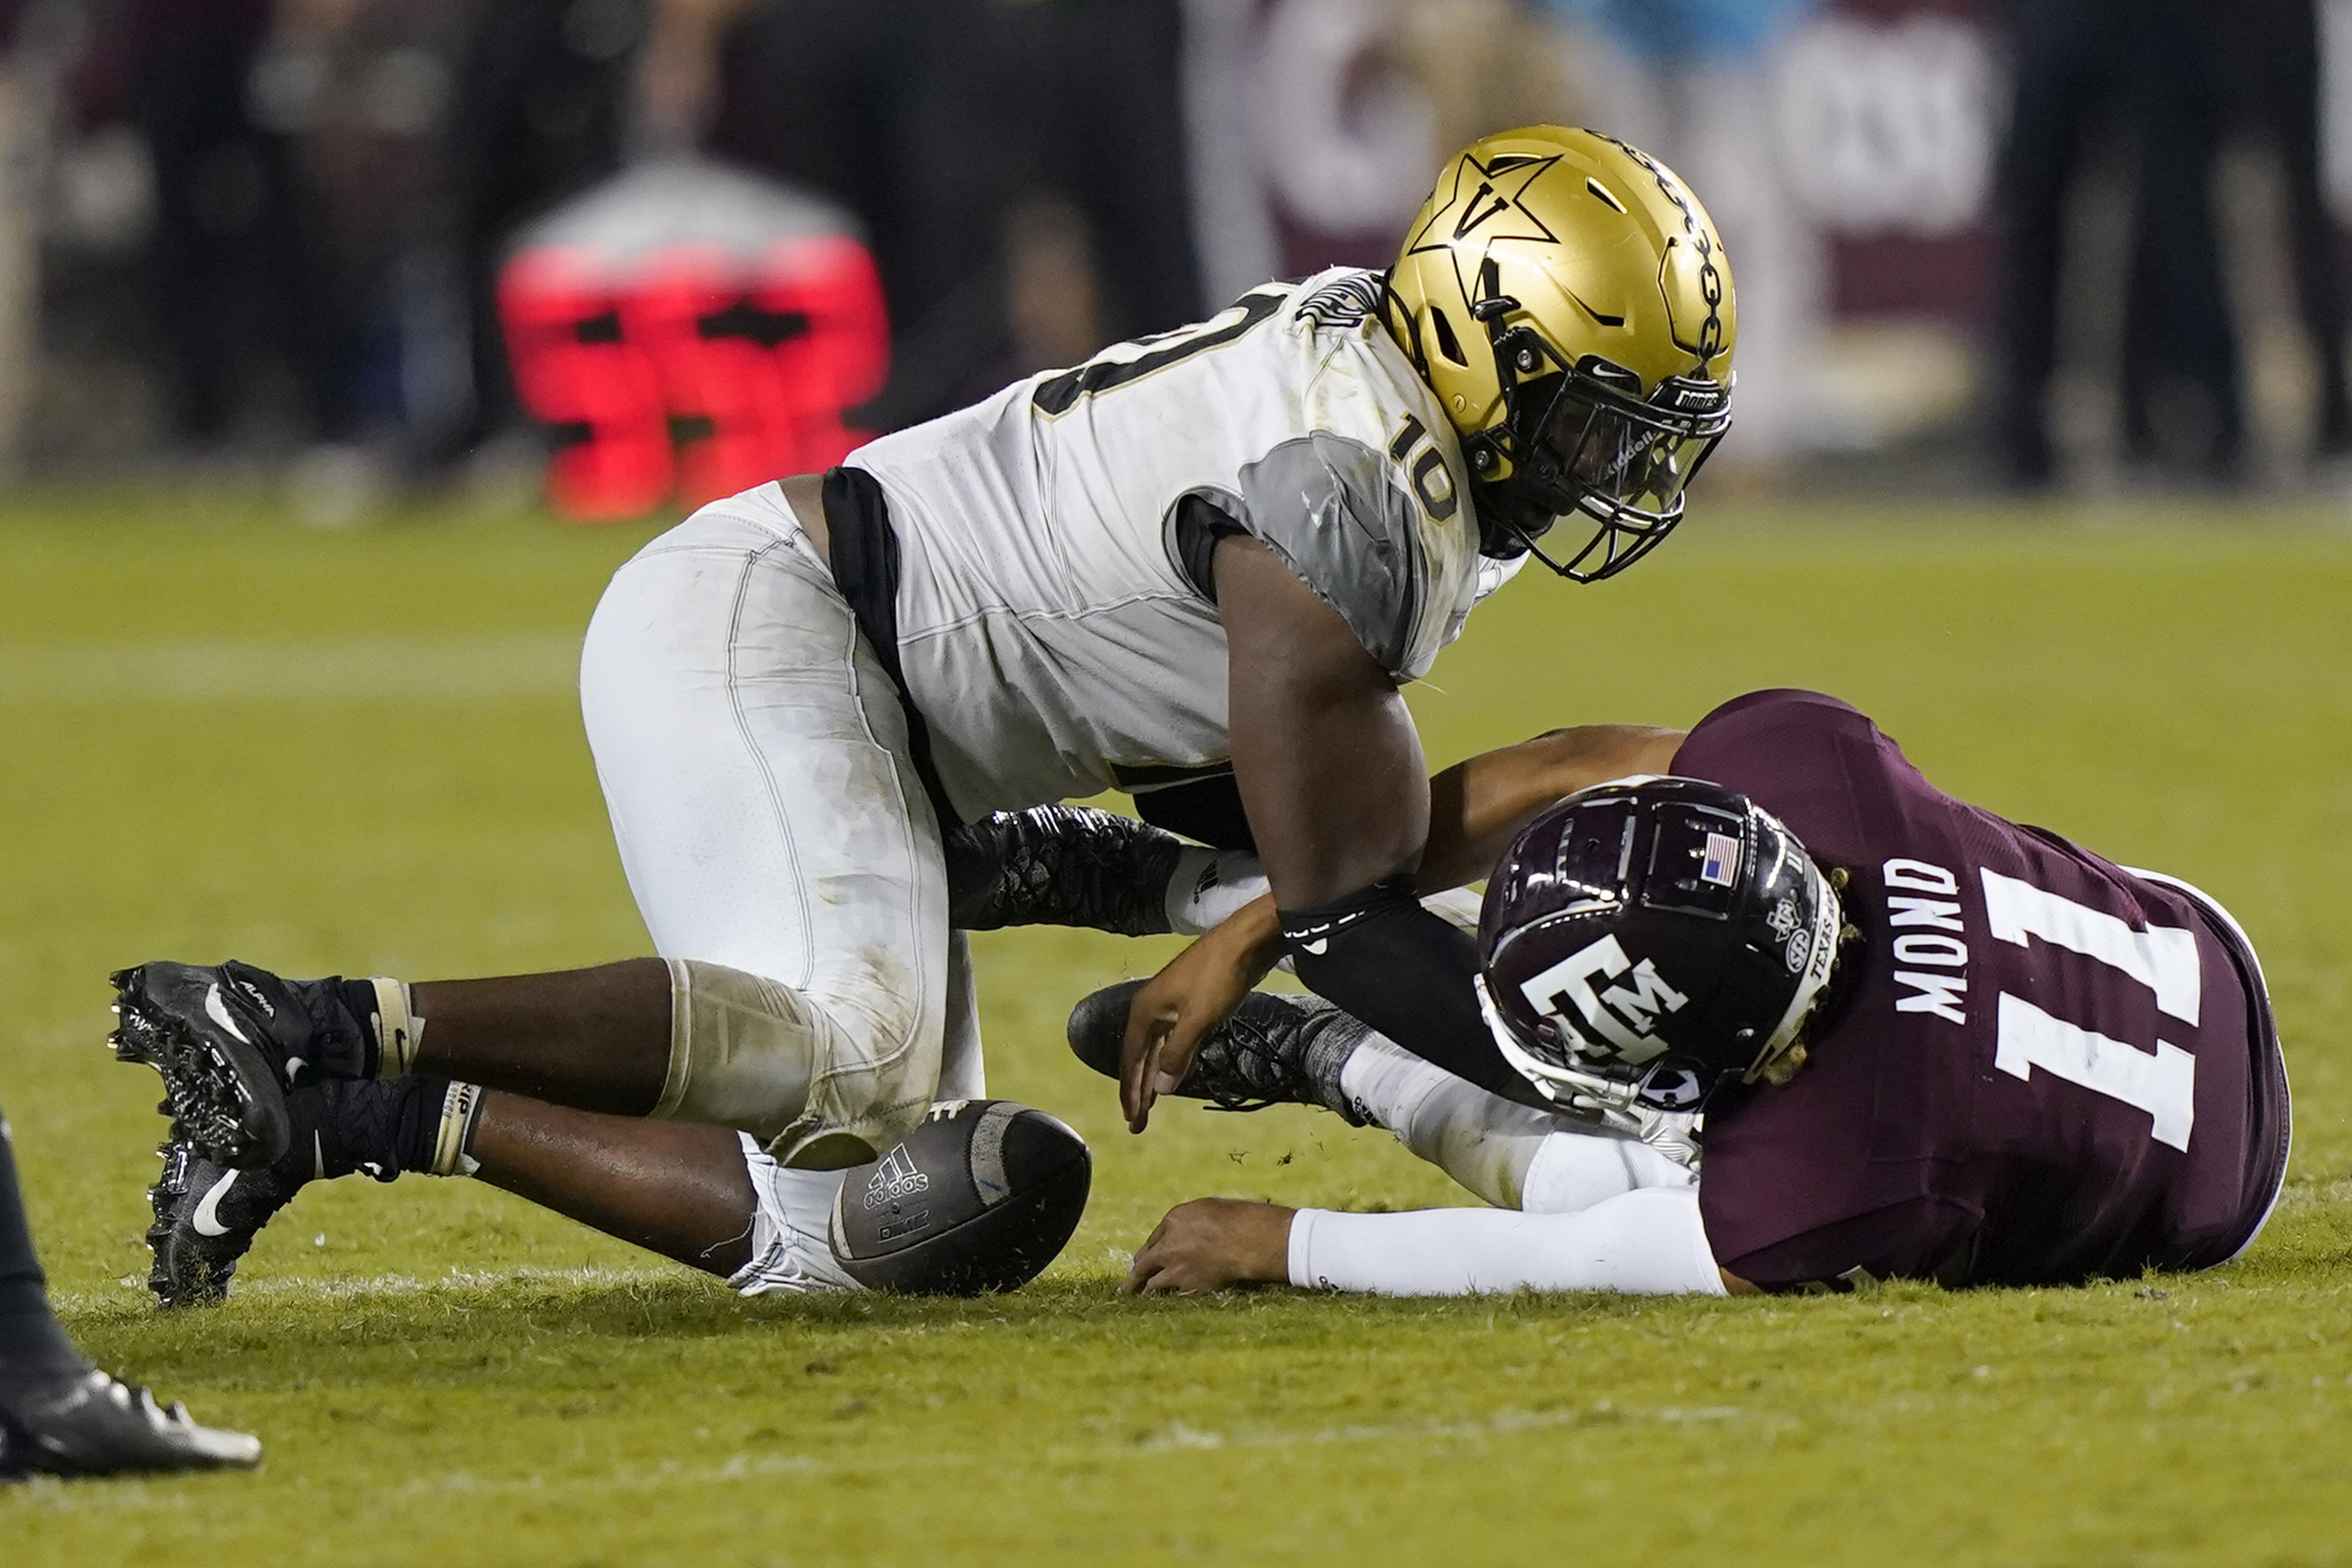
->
[[1982, 869, 2199, 1151], [1991, 993, 2196, 1151]]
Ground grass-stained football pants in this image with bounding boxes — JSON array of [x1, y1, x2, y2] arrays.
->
[[579, 487, 983, 1168]]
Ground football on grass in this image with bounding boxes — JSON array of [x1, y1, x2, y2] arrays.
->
[[829, 1100, 1091, 1294]]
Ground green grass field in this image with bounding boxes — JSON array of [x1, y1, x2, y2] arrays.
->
[[2, 487, 2350, 1565]]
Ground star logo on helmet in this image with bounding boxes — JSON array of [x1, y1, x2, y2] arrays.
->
[[1406, 152, 1563, 257]]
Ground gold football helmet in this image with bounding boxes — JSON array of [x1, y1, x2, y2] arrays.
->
[[1384, 126, 1735, 579]]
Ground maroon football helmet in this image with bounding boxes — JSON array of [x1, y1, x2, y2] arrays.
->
[[1477, 777, 1847, 1112]]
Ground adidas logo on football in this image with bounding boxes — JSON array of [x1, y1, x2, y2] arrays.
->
[[862, 1147, 932, 1210]]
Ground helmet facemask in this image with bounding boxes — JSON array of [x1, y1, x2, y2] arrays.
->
[[1464, 300, 1731, 581], [1476, 972, 1714, 1116]]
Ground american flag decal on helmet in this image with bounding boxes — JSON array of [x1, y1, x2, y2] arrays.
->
[[1700, 832, 1740, 887]]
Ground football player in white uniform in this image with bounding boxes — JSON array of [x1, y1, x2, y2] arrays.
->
[[122, 127, 1737, 1302]]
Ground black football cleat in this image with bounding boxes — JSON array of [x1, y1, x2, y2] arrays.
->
[[147, 1080, 416, 1309], [1066, 980, 1366, 1124], [0, 1368, 261, 1479], [110, 961, 375, 1168]]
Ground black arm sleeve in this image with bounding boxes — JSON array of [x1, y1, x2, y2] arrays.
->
[[1279, 876, 1542, 1107]]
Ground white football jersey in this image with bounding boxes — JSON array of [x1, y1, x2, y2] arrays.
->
[[845, 267, 1516, 820]]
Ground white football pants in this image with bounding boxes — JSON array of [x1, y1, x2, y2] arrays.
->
[[579, 487, 983, 1170]]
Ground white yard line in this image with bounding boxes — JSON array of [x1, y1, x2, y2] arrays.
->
[[50, 1262, 677, 1313], [0, 636, 581, 703], [13, 1401, 1748, 1512], [401, 1405, 1748, 1498]]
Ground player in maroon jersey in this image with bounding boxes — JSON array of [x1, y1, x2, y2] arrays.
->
[[1090, 689, 2290, 1296]]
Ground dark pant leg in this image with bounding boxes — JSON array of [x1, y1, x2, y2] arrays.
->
[[2278, 123, 2352, 451], [134, 42, 254, 443], [447, 0, 632, 449], [1991, 0, 2112, 486], [0, 1105, 83, 1388], [2119, 2, 2244, 474], [1014, 0, 1203, 341], [721, 0, 1027, 428], [2230, 0, 2351, 451]]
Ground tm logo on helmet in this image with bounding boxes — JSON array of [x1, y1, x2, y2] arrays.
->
[[1520, 934, 1689, 1064]]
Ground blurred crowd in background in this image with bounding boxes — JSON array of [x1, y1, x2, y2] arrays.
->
[[2, 0, 2350, 519]]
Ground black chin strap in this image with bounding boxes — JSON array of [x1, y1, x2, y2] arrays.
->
[[1461, 258, 1536, 556], [1470, 479, 1546, 561]]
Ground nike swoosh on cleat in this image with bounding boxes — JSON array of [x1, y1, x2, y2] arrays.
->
[[1299, 938, 1329, 955], [190, 1170, 241, 1238], [202, 984, 253, 1045]]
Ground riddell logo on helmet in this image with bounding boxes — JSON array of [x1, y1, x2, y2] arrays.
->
[[862, 1147, 931, 1210], [1520, 934, 1689, 1063]]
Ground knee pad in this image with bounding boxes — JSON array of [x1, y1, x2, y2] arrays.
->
[[656, 959, 939, 1169]]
